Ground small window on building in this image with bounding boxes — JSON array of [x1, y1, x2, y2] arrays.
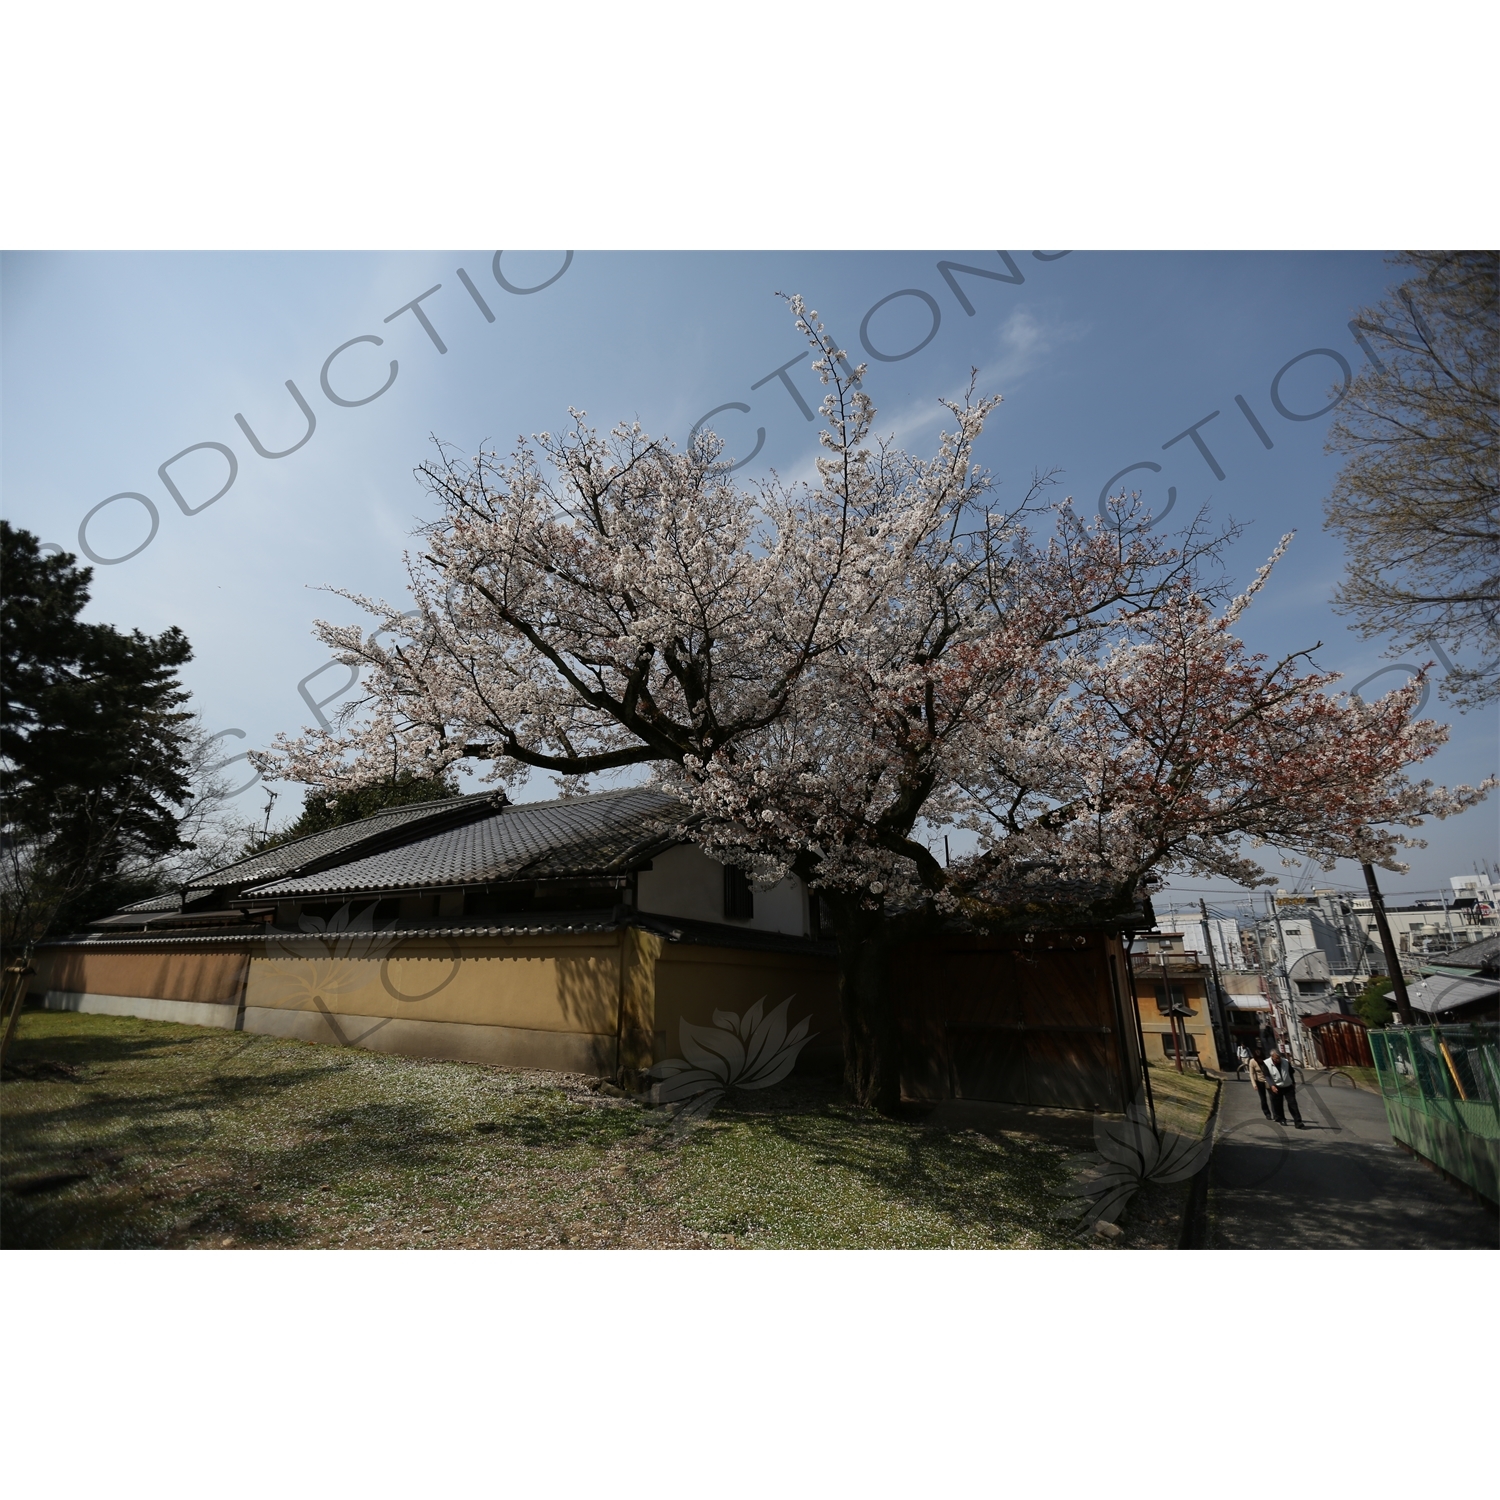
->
[[724, 864, 755, 920], [1153, 982, 1193, 1015], [1161, 1031, 1199, 1057]]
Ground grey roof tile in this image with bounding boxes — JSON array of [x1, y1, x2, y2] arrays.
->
[[1430, 931, 1500, 972], [244, 787, 690, 897], [116, 892, 183, 914], [195, 790, 506, 890]]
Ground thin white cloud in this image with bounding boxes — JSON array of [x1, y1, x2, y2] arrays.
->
[[988, 307, 1088, 388]]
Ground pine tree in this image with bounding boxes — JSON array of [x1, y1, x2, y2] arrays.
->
[[1, 522, 194, 946]]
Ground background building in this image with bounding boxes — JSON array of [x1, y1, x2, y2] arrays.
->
[[1129, 931, 1221, 1070], [1152, 912, 1246, 970], [1257, 891, 1373, 998], [1352, 879, 1499, 966]]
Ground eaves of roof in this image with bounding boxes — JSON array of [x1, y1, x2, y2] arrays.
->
[[88, 909, 275, 932], [37, 909, 835, 958], [38, 914, 631, 950], [1407, 973, 1500, 1013], [41, 925, 288, 947], [631, 912, 837, 958], [115, 892, 184, 914]]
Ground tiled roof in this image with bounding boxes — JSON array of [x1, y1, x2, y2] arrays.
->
[[1434, 932, 1500, 973], [116, 892, 183, 914], [244, 787, 690, 898], [192, 790, 508, 891]]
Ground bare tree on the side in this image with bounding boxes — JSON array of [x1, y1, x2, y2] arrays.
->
[[1325, 251, 1499, 709]]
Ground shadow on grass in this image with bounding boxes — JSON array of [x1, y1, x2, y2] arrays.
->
[[3, 1094, 482, 1250], [3, 1015, 238, 1072], [1, 1015, 663, 1249], [2, 1019, 342, 1245], [4, 1013, 1080, 1249], [680, 1077, 1077, 1246], [488, 1092, 655, 1151]]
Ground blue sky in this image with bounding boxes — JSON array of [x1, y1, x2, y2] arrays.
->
[[2, 250, 1493, 912]]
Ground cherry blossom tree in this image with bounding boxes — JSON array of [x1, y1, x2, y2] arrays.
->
[[937, 552, 1489, 904], [258, 298, 1489, 1111]]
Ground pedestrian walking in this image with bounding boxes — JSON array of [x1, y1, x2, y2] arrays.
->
[[1265, 1047, 1305, 1128], [1236, 1043, 1250, 1078], [1247, 1048, 1272, 1119]]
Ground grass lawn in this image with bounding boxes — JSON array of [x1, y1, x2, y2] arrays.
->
[[2, 1011, 1089, 1250], [1110, 1062, 1221, 1249], [1141, 1061, 1220, 1138]]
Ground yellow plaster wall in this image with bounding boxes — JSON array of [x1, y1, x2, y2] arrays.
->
[[618, 928, 662, 1074], [245, 933, 623, 1036], [34, 945, 249, 1005], [651, 944, 840, 1064], [38, 929, 845, 1082], [1136, 981, 1216, 1068]]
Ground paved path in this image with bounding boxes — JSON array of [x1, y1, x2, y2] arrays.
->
[[1207, 1071, 1497, 1249]]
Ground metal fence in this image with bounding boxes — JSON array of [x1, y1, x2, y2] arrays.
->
[[1369, 1024, 1500, 1206]]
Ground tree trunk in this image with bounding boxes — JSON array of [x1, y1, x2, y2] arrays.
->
[[825, 896, 902, 1113]]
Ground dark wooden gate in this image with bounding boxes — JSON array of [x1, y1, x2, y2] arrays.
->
[[894, 932, 1140, 1111], [1303, 1014, 1374, 1068]]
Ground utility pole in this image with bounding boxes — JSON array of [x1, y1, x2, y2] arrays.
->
[[1199, 899, 1230, 1068], [1121, 930, 1158, 1131], [1361, 861, 1415, 1025], [1167, 958, 1186, 1073], [1266, 894, 1309, 1067]]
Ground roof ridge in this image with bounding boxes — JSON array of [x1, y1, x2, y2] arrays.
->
[[500, 784, 680, 813], [269, 784, 499, 839]]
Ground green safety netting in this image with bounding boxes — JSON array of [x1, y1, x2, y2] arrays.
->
[[1370, 1024, 1500, 1204]]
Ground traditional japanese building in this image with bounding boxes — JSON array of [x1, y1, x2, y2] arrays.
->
[[33, 785, 1154, 1111], [33, 788, 843, 1082]]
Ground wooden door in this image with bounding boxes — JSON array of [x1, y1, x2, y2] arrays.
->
[[897, 938, 1130, 1110]]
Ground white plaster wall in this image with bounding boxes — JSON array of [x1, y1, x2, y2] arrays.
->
[[636, 842, 807, 937], [45, 991, 240, 1029], [749, 873, 808, 937]]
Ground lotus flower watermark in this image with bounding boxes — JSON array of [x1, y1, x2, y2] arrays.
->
[[1063, 1095, 1212, 1228], [649, 996, 816, 1128], [258, 902, 403, 1012]]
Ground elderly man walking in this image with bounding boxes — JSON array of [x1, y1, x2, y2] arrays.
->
[[1247, 1048, 1272, 1119], [1264, 1047, 1305, 1128]]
